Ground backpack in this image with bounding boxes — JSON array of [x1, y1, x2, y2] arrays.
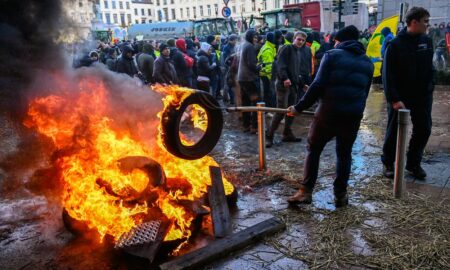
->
[[182, 53, 194, 68]]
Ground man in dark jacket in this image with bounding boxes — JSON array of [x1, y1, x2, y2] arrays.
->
[[315, 32, 336, 68], [176, 38, 194, 87], [167, 38, 190, 87], [266, 31, 308, 147], [137, 43, 154, 83], [286, 25, 374, 207], [153, 43, 178, 85], [116, 45, 138, 77], [381, 7, 433, 179], [238, 29, 261, 133]]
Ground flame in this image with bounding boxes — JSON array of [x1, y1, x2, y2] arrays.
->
[[24, 78, 234, 246]]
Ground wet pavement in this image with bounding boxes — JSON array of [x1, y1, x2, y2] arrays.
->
[[1, 85, 449, 269]]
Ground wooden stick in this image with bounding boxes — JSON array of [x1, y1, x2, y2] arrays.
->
[[208, 166, 232, 238], [159, 217, 286, 270]]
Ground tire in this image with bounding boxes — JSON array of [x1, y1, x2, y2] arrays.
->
[[161, 90, 223, 160]]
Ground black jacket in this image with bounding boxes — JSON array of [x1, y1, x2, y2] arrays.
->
[[277, 44, 311, 85], [153, 55, 178, 84], [169, 47, 190, 78], [238, 30, 260, 82], [294, 40, 374, 117], [196, 50, 215, 78], [382, 27, 434, 103]]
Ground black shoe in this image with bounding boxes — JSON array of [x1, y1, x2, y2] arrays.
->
[[383, 164, 394, 179], [266, 135, 274, 148], [282, 134, 302, 142], [406, 165, 427, 180], [334, 191, 348, 208]]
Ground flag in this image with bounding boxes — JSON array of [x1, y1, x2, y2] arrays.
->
[[366, 15, 399, 77]]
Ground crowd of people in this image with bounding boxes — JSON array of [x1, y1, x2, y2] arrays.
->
[[72, 6, 435, 208]]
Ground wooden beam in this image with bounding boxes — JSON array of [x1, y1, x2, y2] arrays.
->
[[208, 166, 232, 238], [159, 217, 286, 270]]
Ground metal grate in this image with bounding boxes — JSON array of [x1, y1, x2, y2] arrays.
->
[[115, 221, 161, 249]]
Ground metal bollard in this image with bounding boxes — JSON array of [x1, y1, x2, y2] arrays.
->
[[257, 102, 267, 170], [394, 109, 410, 198]]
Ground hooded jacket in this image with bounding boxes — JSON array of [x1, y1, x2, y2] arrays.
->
[[238, 30, 260, 82], [294, 40, 374, 117], [137, 43, 155, 83], [382, 27, 434, 103], [116, 45, 138, 77], [257, 40, 276, 79], [169, 45, 190, 80], [196, 48, 216, 78]]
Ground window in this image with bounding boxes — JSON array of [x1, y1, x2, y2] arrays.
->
[[171, 9, 176, 20], [126, 2, 130, 9], [148, 9, 151, 16], [119, 1, 123, 9], [284, 0, 289, 5], [113, 13, 118, 23], [200, 6, 203, 16], [163, 0, 167, 5], [104, 0, 108, 8], [232, 5, 236, 13], [135, 19, 139, 24], [275, 0, 281, 9], [134, 8, 137, 15], [120, 13, 125, 25], [214, 4, 218, 15], [193, 7, 196, 17], [186, 7, 190, 18], [141, 9, 145, 16], [180, 8, 183, 18], [79, 1, 83, 8], [157, 0, 160, 5], [207, 5, 211, 16], [158, 9, 162, 20], [105, 13, 111, 24], [148, 19, 152, 23], [127, 14, 131, 24], [170, 0, 174, 4], [112, 0, 116, 9], [141, 18, 146, 23], [163, 8, 168, 21]]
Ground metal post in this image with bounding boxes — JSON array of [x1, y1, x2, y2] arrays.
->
[[257, 102, 266, 170], [394, 109, 410, 198]]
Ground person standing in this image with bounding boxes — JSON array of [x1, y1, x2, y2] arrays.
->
[[136, 43, 155, 84], [238, 29, 262, 133], [286, 25, 374, 207], [152, 44, 178, 85], [266, 32, 307, 147], [116, 45, 138, 77], [196, 42, 217, 92], [257, 32, 277, 108], [381, 7, 434, 180]]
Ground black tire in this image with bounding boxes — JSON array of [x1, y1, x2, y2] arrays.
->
[[161, 90, 223, 160]]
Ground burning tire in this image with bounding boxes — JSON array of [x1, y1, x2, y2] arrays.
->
[[161, 91, 223, 160]]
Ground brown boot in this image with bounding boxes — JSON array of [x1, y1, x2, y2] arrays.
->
[[287, 186, 312, 204]]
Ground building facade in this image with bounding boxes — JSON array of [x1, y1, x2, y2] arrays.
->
[[377, 0, 450, 26], [64, 0, 96, 39]]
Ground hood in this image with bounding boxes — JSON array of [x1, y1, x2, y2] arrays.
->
[[142, 43, 153, 54], [266, 32, 275, 44], [122, 45, 135, 59], [335, 40, 366, 55], [381, 27, 391, 37], [245, 29, 257, 43], [206, 35, 215, 45], [284, 32, 294, 43], [176, 39, 187, 53], [274, 30, 283, 45]]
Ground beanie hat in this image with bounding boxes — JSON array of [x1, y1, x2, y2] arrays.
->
[[266, 32, 275, 44], [206, 35, 215, 44], [335, 25, 360, 42], [284, 32, 294, 43], [159, 43, 169, 53]]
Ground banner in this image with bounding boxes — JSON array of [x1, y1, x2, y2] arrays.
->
[[366, 15, 399, 77]]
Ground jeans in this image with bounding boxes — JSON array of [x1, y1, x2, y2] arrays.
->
[[267, 80, 298, 137], [301, 113, 362, 193], [260, 76, 276, 108], [239, 80, 261, 129]]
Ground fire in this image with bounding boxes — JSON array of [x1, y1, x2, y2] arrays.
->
[[24, 77, 234, 245]]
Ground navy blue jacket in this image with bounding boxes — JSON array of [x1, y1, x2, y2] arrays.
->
[[294, 40, 374, 117], [382, 27, 434, 103]]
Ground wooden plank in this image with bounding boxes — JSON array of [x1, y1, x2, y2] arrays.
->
[[208, 166, 232, 238], [159, 217, 286, 270]]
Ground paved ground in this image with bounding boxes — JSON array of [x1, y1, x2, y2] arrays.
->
[[0, 85, 449, 269]]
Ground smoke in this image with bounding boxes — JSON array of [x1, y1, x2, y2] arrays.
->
[[0, 0, 68, 118]]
